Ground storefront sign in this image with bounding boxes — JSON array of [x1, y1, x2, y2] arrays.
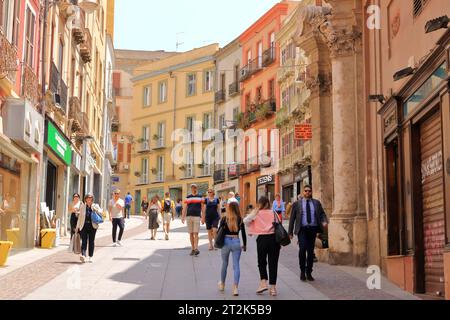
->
[[46, 121, 72, 166], [295, 124, 312, 140], [229, 164, 237, 176], [257, 175, 274, 186]]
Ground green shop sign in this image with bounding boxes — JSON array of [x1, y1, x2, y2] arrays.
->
[[46, 121, 72, 165]]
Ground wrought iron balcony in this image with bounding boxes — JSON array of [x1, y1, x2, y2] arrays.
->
[[215, 90, 226, 103], [214, 169, 225, 184], [22, 64, 39, 106], [229, 81, 240, 96], [49, 62, 68, 113], [239, 58, 262, 82], [262, 46, 276, 67], [0, 32, 18, 83], [228, 164, 240, 179]]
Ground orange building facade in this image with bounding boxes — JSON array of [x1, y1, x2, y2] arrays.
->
[[237, 2, 296, 212]]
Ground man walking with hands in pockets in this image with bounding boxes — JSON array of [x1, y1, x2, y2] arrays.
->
[[109, 189, 126, 247], [288, 185, 328, 282]]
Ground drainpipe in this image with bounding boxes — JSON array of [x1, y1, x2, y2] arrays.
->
[[170, 71, 176, 177]]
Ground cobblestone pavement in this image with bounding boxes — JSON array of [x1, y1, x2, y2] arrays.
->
[[1, 218, 419, 300], [0, 217, 147, 299]]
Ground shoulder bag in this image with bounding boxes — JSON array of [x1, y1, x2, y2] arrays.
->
[[214, 218, 226, 249], [273, 211, 291, 247]]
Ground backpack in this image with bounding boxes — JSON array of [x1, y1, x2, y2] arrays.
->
[[163, 200, 171, 213]]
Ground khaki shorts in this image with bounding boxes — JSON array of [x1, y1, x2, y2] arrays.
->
[[163, 212, 172, 224], [186, 216, 201, 233]]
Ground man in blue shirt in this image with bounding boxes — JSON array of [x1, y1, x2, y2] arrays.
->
[[288, 185, 328, 282], [124, 192, 133, 219]]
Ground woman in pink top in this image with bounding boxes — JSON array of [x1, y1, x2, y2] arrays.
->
[[244, 196, 281, 297]]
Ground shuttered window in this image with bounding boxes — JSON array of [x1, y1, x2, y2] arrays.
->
[[117, 143, 124, 162], [127, 144, 131, 163], [413, 0, 429, 17]]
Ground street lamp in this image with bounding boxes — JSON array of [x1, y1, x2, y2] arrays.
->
[[393, 67, 416, 81], [368, 95, 386, 104], [425, 15, 449, 33]]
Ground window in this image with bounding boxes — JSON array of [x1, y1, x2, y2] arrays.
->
[[234, 65, 239, 82], [220, 73, 226, 91], [187, 73, 196, 96], [245, 93, 251, 111], [157, 122, 165, 147], [118, 142, 124, 162], [156, 156, 164, 181], [270, 32, 275, 49], [24, 7, 35, 67], [58, 39, 64, 74], [141, 126, 150, 150], [219, 114, 225, 130], [203, 113, 212, 130], [0, 0, 9, 34], [158, 81, 167, 103], [413, 0, 429, 17], [233, 107, 239, 122], [12, 0, 20, 46], [143, 86, 152, 107], [185, 151, 193, 177], [268, 79, 275, 99], [258, 41, 263, 68], [247, 50, 252, 65], [186, 116, 194, 134], [141, 158, 149, 183], [70, 57, 76, 97], [127, 143, 131, 163], [256, 86, 262, 104], [204, 70, 214, 92]]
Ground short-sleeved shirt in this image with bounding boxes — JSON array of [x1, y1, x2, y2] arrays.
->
[[125, 195, 133, 206], [161, 198, 175, 212], [184, 194, 203, 217], [205, 198, 220, 217], [110, 198, 125, 219]]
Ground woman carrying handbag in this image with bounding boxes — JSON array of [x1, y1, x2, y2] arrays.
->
[[244, 196, 281, 297], [216, 202, 246, 297], [75, 193, 103, 263]]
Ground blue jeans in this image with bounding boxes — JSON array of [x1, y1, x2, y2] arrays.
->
[[221, 237, 242, 285], [125, 205, 131, 219]]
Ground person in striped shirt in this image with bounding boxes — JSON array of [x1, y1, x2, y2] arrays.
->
[[182, 184, 205, 256]]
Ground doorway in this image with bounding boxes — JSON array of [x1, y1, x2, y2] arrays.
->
[[45, 161, 57, 211]]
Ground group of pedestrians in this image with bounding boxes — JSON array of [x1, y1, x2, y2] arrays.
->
[[177, 184, 328, 297]]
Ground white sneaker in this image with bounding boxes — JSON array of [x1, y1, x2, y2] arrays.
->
[[117, 241, 122, 246], [88, 257, 93, 263], [112, 242, 117, 247], [80, 255, 86, 263]]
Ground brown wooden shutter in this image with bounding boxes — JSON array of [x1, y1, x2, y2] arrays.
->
[[113, 72, 121, 89], [118, 143, 124, 162], [127, 143, 131, 163]]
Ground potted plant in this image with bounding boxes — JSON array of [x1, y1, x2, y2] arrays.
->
[[198, 163, 205, 168], [134, 171, 141, 177], [179, 165, 186, 171], [153, 134, 159, 141], [256, 102, 270, 121], [151, 168, 157, 174]]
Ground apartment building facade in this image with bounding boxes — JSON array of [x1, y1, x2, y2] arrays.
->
[[130, 44, 218, 207]]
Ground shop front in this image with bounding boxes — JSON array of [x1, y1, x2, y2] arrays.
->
[[42, 119, 72, 237], [257, 174, 275, 204], [378, 34, 450, 298], [294, 165, 312, 200], [1, 98, 43, 248], [214, 179, 239, 200], [280, 171, 294, 203]]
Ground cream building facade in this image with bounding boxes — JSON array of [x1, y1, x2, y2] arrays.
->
[[130, 44, 219, 206]]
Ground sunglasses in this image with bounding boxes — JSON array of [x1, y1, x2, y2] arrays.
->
[[304, 190, 312, 193]]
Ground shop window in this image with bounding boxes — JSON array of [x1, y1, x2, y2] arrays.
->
[[386, 139, 401, 256]]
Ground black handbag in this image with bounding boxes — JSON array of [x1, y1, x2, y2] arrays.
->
[[273, 212, 291, 247], [214, 218, 226, 249]]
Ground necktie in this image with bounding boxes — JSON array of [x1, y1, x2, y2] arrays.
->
[[306, 200, 312, 225]]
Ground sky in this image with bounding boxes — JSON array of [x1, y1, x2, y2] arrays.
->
[[115, 0, 281, 52]]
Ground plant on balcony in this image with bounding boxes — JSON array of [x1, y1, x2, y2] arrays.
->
[[152, 134, 160, 141], [136, 137, 145, 143], [198, 163, 204, 168], [151, 168, 157, 174], [236, 112, 250, 130], [256, 102, 271, 121], [134, 171, 141, 177], [178, 165, 186, 171]]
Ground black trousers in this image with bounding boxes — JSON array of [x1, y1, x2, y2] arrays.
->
[[298, 226, 318, 274], [112, 218, 125, 242], [80, 223, 97, 257], [70, 213, 78, 239], [256, 234, 281, 285]]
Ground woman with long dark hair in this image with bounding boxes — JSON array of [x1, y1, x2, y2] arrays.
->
[[244, 196, 281, 296], [218, 202, 247, 296]]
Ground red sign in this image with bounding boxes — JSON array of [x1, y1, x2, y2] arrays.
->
[[229, 164, 237, 175], [295, 124, 312, 140]]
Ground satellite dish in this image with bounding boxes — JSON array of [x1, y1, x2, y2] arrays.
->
[[78, 0, 99, 13]]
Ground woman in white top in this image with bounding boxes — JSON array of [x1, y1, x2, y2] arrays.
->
[[147, 195, 162, 240], [69, 193, 82, 239], [109, 189, 126, 246]]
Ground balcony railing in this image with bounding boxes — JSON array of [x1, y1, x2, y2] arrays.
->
[[60, 79, 68, 113], [246, 157, 261, 173], [262, 46, 276, 67], [238, 164, 247, 176], [239, 58, 262, 82], [137, 175, 149, 185], [50, 62, 68, 113], [153, 172, 164, 183], [215, 90, 226, 103], [80, 15, 92, 63], [229, 81, 240, 96], [214, 169, 225, 184], [138, 141, 151, 153], [0, 31, 18, 82], [201, 165, 212, 177], [154, 137, 165, 149], [22, 64, 39, 106]]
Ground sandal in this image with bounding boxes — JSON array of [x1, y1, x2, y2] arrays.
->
[[269, 287, 278, 296], [256, 286, 268, 294]]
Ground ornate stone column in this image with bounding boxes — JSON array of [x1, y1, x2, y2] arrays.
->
[[322, 0, 367, 266], [294, 6, 333, 216]]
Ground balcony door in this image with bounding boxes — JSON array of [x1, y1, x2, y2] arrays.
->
[[141, 158, 148, 184]]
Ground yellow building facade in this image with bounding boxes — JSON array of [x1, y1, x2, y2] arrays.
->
[[130, 44, 219, 206]]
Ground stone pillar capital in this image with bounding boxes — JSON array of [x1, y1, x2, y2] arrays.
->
[[305, 72, 332, 98], [320, 24, 362, 58]]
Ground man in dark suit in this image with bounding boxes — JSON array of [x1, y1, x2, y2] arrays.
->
[[289, 185, 328, 282]]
